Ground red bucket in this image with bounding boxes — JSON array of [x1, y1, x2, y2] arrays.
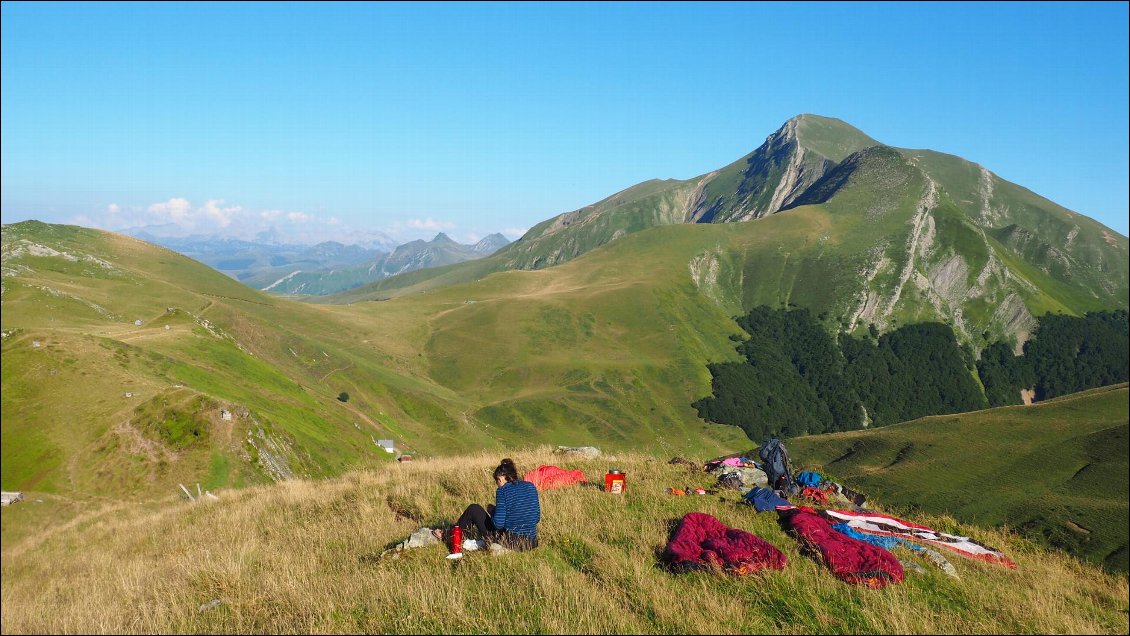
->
[[604, 469, 626, 494]]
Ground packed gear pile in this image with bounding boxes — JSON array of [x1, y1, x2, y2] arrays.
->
[[683, 437, 1016, 586]]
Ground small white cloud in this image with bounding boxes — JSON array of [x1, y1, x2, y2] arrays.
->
[[406, 217, 455, 231], [501, 227, 528, 240], [201, 199, 241, 228], [148, 197, 192, 223], [80, 197, 437, 247]]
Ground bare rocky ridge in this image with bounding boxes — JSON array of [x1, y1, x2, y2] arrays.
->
[[687, 116, 841, 223], [885, 176, 939, 319]]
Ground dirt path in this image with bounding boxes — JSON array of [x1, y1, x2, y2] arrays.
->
[[337, 400, 381, 432], [318, 360, 355, 382]]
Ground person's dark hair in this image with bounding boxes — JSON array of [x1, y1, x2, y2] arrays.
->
[[493, 458, 519, 483]]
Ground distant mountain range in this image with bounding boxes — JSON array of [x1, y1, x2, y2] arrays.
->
[[128, 224, 400, 252], [128, 230, 510, 296]]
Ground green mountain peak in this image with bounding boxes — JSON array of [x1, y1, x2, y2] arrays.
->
[[337, 115, 1127, 351], [792, 113, 881, 162]]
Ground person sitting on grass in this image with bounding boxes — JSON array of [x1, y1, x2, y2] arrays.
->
[[434, 458, 541, 551]]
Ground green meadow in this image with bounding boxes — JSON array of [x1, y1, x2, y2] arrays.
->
[[790, 384, 1130, 573], [1, 448, 1126, 634]]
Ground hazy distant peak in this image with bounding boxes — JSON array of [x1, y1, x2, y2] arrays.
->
[[472, 233, 510, 255]]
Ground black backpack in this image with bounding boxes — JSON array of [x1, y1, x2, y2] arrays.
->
[[758, 438, 799, 496]]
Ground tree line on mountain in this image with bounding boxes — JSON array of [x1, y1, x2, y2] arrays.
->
[[693, 307, 1129, 441], [978, 309, 1129, 406]]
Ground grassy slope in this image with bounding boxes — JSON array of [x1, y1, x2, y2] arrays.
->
[[0, 223, 496, 499], [906, 149, 1129, 310], [324, 196, 1129, 474], [341, 224, 762, 455], [336, 146, 1127, 351], [1, 447, 1126, 634], [496, 178, 699, 270], [337, 116, 1128, 355], [788, 384, 1130, 573], [794, 114, 880, 162], [2, 221, 762, 501], [4, 202, 1127, 502]]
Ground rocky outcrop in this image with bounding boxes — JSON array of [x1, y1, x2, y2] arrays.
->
[[554, 445, 601, 459], [689, 117, 840, 223], [885, 177, 939, 318], [689, 249, 733, 305], [992, 294, 1037, 354]]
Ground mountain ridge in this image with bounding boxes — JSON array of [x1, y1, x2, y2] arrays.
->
[[334, 114, 1127, 351], [2, 114, 1127, 507]]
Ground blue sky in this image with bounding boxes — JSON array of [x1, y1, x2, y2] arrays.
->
[[2, 1, 1127, 245]]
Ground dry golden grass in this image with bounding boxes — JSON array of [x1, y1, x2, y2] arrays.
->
[[2, 447, 1127, 634]]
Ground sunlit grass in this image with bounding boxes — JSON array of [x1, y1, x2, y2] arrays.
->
[[3, 447, 1127, 634]]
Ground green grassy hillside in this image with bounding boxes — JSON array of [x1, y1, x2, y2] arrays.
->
[[2, 221, 757, 501], [4, 217, 1128, 634], [500, 177, 701, 270], [0, 223, 334, 496], [333, 116, 1128, 352], [0, 222, 504, 499], [333, 157, 1125, 351], [2, 448, 1126, 634], [788, 384, 1129, 573], [4, 201, 1127, 507]]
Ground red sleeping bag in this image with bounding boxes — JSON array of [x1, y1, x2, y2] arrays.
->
[[523, 465, 587, 490], [778, 507, 904, 588], [664, 512, 788, 575]]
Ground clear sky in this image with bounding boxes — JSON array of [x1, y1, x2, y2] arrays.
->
[[2, 1, 1127, 245]]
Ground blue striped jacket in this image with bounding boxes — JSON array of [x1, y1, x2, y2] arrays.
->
[[493, 480, 541, 540]]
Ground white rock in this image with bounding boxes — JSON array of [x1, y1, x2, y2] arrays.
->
[[554, 445, 601, 459]]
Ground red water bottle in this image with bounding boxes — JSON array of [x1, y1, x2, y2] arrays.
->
[[448, 525, 463, 559]]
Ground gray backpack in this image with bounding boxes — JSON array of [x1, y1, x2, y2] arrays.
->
[[758, 438, 799, 496]]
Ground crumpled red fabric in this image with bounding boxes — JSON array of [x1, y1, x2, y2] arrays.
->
[[801, 486, 829, 505], [778, 507, 904, 588], [664, 512, 788, 575], [522, 465, 587, 490]]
